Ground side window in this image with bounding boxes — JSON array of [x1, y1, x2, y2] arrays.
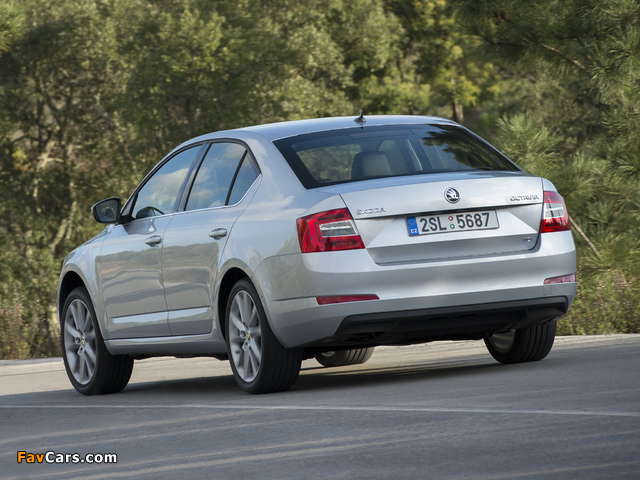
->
[[228, 156, 260, 205], [186, 143, 247, 211], [131, 146, 201, 219]]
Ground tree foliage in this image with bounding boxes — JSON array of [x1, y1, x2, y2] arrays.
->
[[0, 0, 638, 358], [454, 0, 640, 334]]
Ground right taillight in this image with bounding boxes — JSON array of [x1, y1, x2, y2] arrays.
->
[[540, 191, 571, 233], [544, 274, 576, 285], [297, 208, 365, 253]]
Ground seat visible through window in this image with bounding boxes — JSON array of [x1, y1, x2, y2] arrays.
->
[[351, 152, 392, 179]]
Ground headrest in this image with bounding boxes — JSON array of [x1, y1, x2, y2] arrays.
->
[[352, 152, 392, 179]]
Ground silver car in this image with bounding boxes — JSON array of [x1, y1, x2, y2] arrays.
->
[[58, 114, 576, 394]]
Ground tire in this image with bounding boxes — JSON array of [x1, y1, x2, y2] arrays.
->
[[315, 347, 375, 368], [226, 279, 302, 394], [484, 319, 557, 364], [61, 287, 133, 395]]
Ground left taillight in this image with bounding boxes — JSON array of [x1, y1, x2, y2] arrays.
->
[[297, 208, 365, 253], [540, 191, 571, 233]]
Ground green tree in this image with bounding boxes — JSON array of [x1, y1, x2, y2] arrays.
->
[[382, 0, 502, 122], [8, 0, 630, 359], [0, 2, 24, 53], [454, 0, 640, 333], [0, 0, 421, 358]]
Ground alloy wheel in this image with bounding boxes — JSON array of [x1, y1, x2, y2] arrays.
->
[[228, 290, 262, 383], [63, 298, 97, 385]]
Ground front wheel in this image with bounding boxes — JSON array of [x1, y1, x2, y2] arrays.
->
[[61, 287, 133, 395], [226, 279, 302, 394], [484, 320, 557, 364]]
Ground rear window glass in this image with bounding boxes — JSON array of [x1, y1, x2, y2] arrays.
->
[[273, 124, 520, 189]]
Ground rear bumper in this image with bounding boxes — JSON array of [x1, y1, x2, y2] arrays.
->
[[256, 231, 576, 348]]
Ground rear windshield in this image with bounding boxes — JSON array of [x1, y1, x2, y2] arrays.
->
[[273, 124, 520, 189]]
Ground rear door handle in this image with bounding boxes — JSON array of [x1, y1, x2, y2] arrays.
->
[[145, 235, 162, 246], [209, 228, 228, 239]]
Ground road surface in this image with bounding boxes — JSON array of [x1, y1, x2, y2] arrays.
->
[[1, 334, 639, 479]]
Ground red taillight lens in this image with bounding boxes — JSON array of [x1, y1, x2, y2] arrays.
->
[[316, 295, 379, 305], [297, 208, 365, 253], [544, 274, 576, 285], [540, 191, 571, 233]]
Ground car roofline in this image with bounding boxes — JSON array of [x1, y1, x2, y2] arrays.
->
[[235, 115, 457, 141], [180, 115, 458, 147]]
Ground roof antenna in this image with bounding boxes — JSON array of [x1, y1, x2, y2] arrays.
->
[[354, 110, 366, 124]]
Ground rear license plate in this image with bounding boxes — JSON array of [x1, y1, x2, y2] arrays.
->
[[407, 210, 499, 236]]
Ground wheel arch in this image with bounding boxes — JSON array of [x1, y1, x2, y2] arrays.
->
[[58, 271, 87, 323], [58, 271, 108, 340], [217, 267, 250, 341]]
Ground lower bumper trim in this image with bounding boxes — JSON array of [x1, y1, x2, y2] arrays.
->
[[306, 296, 569, 348]]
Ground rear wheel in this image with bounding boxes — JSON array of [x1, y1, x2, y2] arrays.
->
[[315, 347, 375, 367], [226, 279, 302, 394], [61, 287, 133, 395], [484, 320, 557, 364]]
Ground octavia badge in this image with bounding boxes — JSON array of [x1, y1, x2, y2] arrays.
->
[[444, 187, 460, 204]]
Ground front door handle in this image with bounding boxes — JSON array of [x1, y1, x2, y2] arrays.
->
[[209, 228, 228, 240], [145, 235, 162, 246]]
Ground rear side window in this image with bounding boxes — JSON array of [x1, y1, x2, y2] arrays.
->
[[185, 142, 260, 211], [186, 143, 246, 211], [274, 124, 520, 189], [228, 157, 260, 205]]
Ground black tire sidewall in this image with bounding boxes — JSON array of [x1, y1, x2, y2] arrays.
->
[[315, 347, 375, 367], [225, 279, 301, 394], [225, 280, 263, 391], [61, 287, 133, 395], [61, 287, 105, 394], [485, 320, 557, 364]]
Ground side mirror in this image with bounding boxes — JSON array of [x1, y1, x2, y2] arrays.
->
[[92, 197, 122, 224]]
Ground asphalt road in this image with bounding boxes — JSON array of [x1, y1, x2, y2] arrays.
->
[[1, 335, 639, 480]]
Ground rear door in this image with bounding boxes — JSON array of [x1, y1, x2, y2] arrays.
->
[[161, 142, 261, 335]]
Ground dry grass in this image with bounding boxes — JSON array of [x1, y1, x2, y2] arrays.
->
[[0, 283, 60, 359]]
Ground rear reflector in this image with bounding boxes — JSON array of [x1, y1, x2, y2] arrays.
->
[[297, 208, 365, 253], [544, 274, 577, 285], [316, 295, 379, 305], [541, 191, 571, 233]]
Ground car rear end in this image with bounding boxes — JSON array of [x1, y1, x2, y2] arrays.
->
[[253, 119, 576, 349]]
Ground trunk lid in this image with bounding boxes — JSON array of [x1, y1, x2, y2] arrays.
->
[[319, 171, 544, 264]]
